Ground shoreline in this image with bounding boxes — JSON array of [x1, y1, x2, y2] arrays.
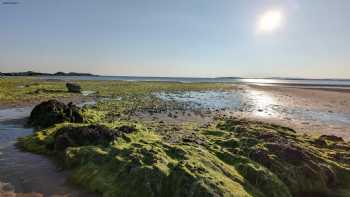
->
[[247, 83, 350, 92], [242, 84, 350, 139], [0, 78, 349, 140]]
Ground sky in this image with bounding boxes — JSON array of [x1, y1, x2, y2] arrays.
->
[[1, 0, 350, 78]]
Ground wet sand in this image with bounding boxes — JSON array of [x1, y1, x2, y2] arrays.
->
[[234, 85, 350, 139], [247, 84, 350, 113], [154, 84, 350, 140]]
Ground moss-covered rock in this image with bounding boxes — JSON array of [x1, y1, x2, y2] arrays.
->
[[18, 118, 350, 197], [28, 100, 84, 128], [53, 125, 122, 151], [66, 83, 82, 93], [213, 118, 350, 197]]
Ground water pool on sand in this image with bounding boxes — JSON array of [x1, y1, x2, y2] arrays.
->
[[0, 108, 98, 197]]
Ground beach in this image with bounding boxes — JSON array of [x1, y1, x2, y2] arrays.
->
[[237, 85, 350, 139], [1, 77, 350, 196]]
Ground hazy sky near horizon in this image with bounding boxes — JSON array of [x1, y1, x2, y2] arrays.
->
[[1, 0, 350, 78]]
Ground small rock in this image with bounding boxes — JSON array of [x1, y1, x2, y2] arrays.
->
[[66, 83, 81, 93], [233, 125, 247, 133], [319, 135, 344, 142], [116, 125, 137, 133]]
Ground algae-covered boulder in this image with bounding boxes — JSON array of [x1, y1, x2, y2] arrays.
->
[[19, 117, 350, 197], [28, 100, 84, 128], [53, 124, 136, 151], [66, 83, 81, 93]]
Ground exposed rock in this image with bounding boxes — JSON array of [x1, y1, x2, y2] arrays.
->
[[313, 135, 344, 148], [314, 138, 328, 147], [28, 100, 84, 128], [233, 125, 247, 133], [66, 83, 81, 93], [53, 125, 125, 151], [182, 134, 205, 145], [116, 125, 137, 133], [266, 143, 309, 164], [19, 116, 350, 197], [319, 135, 344, 142]]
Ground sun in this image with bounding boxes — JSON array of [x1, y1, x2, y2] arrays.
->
[[257, 10, 283, 33]]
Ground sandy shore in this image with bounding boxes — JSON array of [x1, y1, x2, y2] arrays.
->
[[236, 85, 350, 139]]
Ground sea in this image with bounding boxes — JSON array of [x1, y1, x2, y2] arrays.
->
[[38, 76, 350, 89]]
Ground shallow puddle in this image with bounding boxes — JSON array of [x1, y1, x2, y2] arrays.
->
[[0, 108, 98, 197]]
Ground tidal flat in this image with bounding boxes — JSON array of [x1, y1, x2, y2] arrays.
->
[[1, 77, 350, 196]]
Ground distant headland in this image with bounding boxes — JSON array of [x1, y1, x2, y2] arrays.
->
[[0, 71, 97, 76]]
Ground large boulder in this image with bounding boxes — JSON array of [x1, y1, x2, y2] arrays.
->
[[66, 83, 81, 93], [28, 100, 84, 128]]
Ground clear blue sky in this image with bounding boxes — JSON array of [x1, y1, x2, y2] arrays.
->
[[1, 0, 349, 78]]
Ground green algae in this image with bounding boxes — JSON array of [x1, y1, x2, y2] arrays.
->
[[0, 77, 76, 106], [17, 117, 350, 197], [81, 108, 105, 123], [0, 77, 231, 106]]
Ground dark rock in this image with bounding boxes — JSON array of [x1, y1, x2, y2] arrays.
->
[[182, 135, 205, 145], [334, 152, 350, 163], [233, 125, 247, 133], [116, 125, 137, 134], [66, 83, 82, 93], [28, 100, 84, 128], [314, 138, 328, 147], [319, 135, 344, 142], [249, 148, 272, 168], [266, 143, 309, 165], [256, 132, 275, 140], [53, 125, 123, 151]]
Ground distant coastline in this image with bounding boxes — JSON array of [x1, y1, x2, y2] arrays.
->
[[1, 71, 350, 90], [0, 71, 97, 77]]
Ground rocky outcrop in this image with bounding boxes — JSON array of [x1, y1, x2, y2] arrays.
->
[[28, 100, 84, 128], [19, 117, 350, 197]]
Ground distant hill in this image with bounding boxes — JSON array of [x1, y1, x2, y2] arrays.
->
[[0, 71, 97, 77]]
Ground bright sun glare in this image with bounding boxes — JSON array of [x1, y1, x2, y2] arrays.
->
[[257, 10, 283, 33]]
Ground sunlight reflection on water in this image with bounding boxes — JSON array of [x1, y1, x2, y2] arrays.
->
[[243, 89, 279, 118], [156, 89, 350, 126]]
